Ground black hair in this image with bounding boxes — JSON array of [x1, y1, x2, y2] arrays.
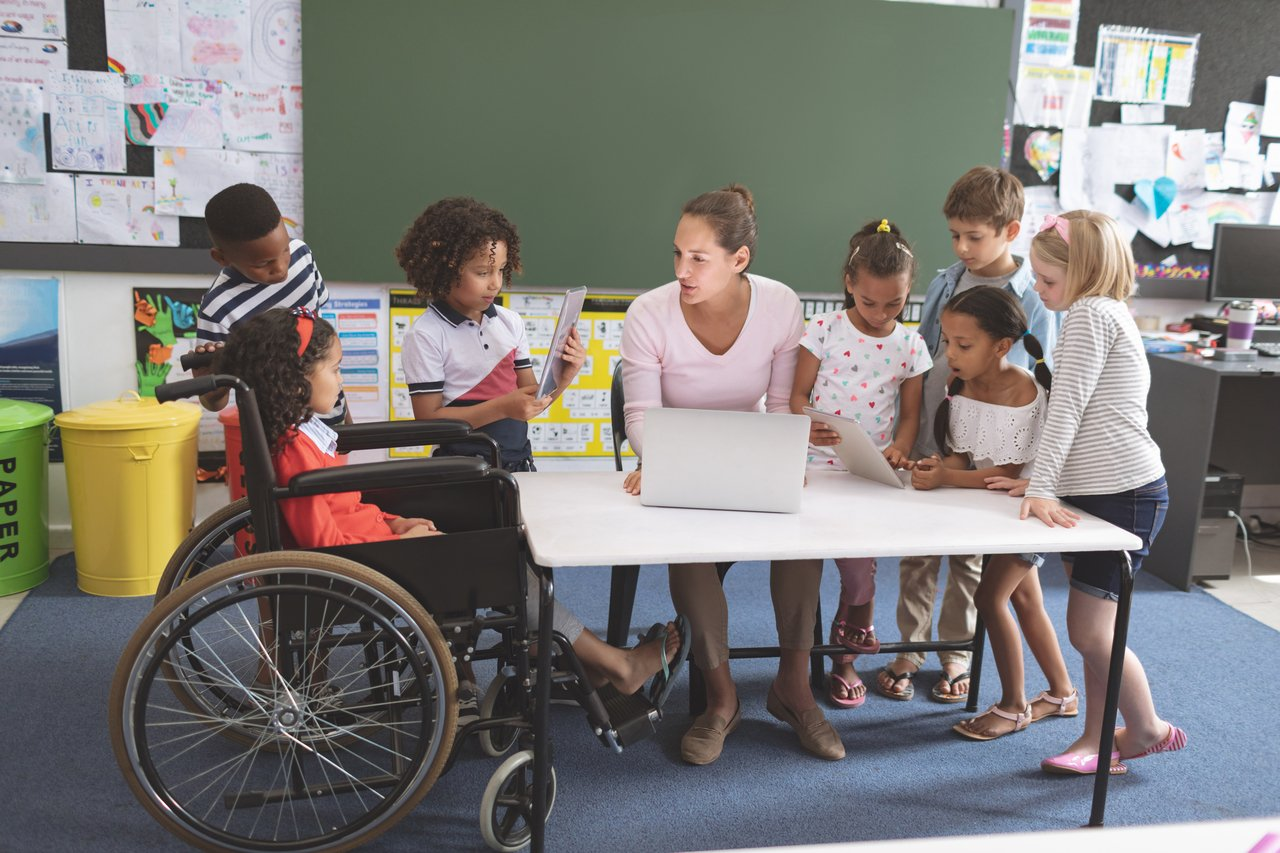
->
[[842, 219, 917, 310], [395, 197, 522, 302], [933, 286, 1051, 456], [682, 183, 757, 271], [204, 183, 283, 246], [219, 308, 338, 452]]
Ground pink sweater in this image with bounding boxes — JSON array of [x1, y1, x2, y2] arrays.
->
[[620, 275, 804, 455]]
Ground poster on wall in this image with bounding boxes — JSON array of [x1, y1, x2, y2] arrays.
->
[[0, 174, 75, 241], [0, 276, 63, 461], [47, 70, 126, 173], [0, 0, 66, 40], [250, 0, 302, 85], [320, 289, 387, 425], [0, 34, 67, 87], [123, 74, 223, 149], [104, 0, 181, 75], [1018, 0, 1079, 69], [1094, 26, 1199, 107], [75, 176, 181, 246], [0, 80, 46, 184]]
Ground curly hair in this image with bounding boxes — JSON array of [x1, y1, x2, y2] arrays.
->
[[205, 183, 282, 246], [218, 308, 338, 452], [933, 286, 1051, 456], [394, 197, 522, 302]]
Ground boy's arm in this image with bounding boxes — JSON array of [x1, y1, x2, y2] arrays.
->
[[193, 312, 230, 411], [410, 384, 546, 426]]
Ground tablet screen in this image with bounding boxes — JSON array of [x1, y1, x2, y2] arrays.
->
[[536, 287, 587, 398]]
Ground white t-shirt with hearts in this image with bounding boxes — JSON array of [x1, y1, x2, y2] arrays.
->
[[800, 309, 932, 468]]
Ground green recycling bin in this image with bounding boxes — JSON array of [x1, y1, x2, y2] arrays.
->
[[0, 399, 54, 596]]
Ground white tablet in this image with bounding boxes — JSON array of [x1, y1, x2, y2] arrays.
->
[[536, 287, 587, 398], [803, 407, 908, 489]]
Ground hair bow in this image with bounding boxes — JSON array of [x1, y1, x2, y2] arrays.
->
[[291, 306, 317, 356], [1039, 214, 1070, 244]]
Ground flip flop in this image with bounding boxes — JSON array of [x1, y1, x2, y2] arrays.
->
[[646, 614, 691, 710], [873, 665, 915, 701], [930, 670, 970, 704], [827, 671, 867, 708]]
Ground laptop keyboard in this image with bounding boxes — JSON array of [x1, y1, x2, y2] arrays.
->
[[1255, 342, 1280, 357]]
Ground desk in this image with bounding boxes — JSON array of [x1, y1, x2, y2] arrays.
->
[[514, 470, 1141, 848], [1146, 353, 1280, 590]]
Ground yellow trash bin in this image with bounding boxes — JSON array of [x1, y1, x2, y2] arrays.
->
[[55, 391, 202, 596]]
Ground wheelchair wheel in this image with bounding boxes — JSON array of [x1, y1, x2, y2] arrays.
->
[[154, 497, 253, 602], [110, 552, 457, 852], [479, 749, 556, 853], [478, 668, 524, 757]]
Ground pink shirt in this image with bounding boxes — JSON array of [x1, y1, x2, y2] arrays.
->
[[620, 275, 804, 455]]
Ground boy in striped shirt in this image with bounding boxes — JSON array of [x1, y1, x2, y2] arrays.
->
[[193, 183, 346, 424]]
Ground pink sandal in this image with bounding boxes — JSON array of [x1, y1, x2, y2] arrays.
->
[[827, 671, 867, 709], [1041, 750, 1129, 776], [830, 607, 880, 655], [952, 703, 1032, 741], [1119, 724, 1187, 761], [1030, 689, 1079, 722]]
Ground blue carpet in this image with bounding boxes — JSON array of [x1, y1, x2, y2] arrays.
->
[[0, 551, 1276, 852]]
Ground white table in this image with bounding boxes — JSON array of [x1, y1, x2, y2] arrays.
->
[[513, 470, 1145, 848]]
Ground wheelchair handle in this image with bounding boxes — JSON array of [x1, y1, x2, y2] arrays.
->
[[179, 349, 217, 371], [155, 374, 248, 404]]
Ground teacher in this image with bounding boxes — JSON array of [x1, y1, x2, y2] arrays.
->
[[620, 184, 844, 764]]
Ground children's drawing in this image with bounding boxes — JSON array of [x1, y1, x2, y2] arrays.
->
[[124, 74, 223, 148], [104, 0, 181, 76], [253, 151, 303, 236], [132, 287, 204, 398], [0, 0, 65, 40], [251, 0, 302, 85], [0, 35, 66, 88], [221, 82, 302, 152], [181, 0, 251, 83], [1023, 129, 1062, 183], [48, 70, 126, 173], [1224, 101, 1263, 161], [0, 174, 75, 241], [154, 146, 256, 216], [0, 80, 45, 184], [74, 176, 180, 247]]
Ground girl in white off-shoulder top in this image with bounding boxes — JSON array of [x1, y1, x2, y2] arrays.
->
[[910, 286, 1080, 745]]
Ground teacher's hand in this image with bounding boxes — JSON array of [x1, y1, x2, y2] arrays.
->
[[1019, 496, 1080, 528], [623, 468, 642, 495]]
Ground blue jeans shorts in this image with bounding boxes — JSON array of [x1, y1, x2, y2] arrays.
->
[[1061, 477, 1169, 601]]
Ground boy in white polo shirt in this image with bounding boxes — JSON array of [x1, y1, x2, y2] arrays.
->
[[395, 197, 583, 471]]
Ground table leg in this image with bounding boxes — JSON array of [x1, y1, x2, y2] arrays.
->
[[810, 599, 824, 693], [607, 565, 640, 647], [965, 611, 986, 714], [1089, 552, 1134, 827]]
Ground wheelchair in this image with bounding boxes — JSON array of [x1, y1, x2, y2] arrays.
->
[[108, 369, 680, 853]]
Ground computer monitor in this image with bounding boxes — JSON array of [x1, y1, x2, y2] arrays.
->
[[1208, 223, 1280, 302]]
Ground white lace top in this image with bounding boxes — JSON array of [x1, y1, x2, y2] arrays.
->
[[947, 375, 1046, 474]]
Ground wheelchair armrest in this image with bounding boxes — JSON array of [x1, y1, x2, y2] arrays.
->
[[333, 419, 472, 453], [279, 457, 491, 498]]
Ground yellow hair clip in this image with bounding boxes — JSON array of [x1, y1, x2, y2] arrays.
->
[[1035, 358, 1046, 365], [877, 219, 891, 233]]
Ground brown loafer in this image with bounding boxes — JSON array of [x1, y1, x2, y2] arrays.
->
[[680, 701, 742, 765], [766, 685, 845, 760]]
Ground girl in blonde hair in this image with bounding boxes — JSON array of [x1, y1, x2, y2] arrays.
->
[[1000, 210, 1186, 775]]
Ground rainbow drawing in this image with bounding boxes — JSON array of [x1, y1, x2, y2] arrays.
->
[[125, 103, 167, 144], [1204, 198, 1258, 226], [107, 56, 126, 74]]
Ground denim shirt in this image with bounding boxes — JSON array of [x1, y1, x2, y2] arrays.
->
[[916, 256, 1060, 370]]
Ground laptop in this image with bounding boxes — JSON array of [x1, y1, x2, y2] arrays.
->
[[803, 407, 908, 489], [640, 408, 810, 512]]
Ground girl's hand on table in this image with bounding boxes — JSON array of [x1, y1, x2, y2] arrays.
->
[[910, 455, 945, 490], [985, 476, 1028, 497], [1019, 497, 1079, 528]]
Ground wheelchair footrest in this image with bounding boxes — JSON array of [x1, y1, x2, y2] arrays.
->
[[593, 685, 660, 748]]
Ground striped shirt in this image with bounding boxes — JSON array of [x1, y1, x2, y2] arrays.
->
[[196, 239, 327, 344], [1025, 296, 1163, 500]]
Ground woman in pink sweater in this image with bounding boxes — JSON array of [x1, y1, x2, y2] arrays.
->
[[620, 185, 843, 765]]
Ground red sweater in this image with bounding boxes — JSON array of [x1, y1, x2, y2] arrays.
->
[[274, 428, 399, 548]]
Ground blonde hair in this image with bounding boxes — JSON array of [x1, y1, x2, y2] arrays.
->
[[1030, 209, 1135, 304]]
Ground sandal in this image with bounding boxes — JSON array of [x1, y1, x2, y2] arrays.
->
[[953, 703, 1032, 741], [829, 607, 881, 655], [873, 665, 914, 701], [1118, 724, 1187, 761], [929, 670, 970, 704], [827, 670, 866, 709], [1030, 689, 1079, 722]]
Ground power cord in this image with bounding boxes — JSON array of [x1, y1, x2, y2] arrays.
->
[[1227, 510, 1253, 577]]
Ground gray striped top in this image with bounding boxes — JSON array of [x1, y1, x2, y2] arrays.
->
[[1025, 296, 1164, 500]]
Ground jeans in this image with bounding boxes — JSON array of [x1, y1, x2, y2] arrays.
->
[[1062, 477, 1169, 601]]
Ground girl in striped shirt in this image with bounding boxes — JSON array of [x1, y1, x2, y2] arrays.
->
[[1012, 211, 1186, 775]]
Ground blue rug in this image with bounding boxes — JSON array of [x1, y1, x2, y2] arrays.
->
[[0, 551, 1275, 852]]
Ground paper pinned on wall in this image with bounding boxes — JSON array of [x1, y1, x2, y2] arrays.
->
[[1119, 193, 1171, 248], [0, 173, 74, 241], [154, 146, 256, 216], [1014, 65, 1093, 128], [1011, 185, 1062, 258], [1224, 101, 1264, 161], [75, 176, 181, 247], [1267, 143, 1280, 176], [1262, 77, 1280, 138], [0, 35, 67, 90], [104, 0, 180, 75], [1203, 132, 1229, 191], [1166, 129, 1206, 190], [1094, 26, 1199, 107], [0, 0, 66, 40], [0, 80, 46, 184], [181, 0, 251, 83], [251, 0, 302, 85], [220, 82, 302, 152], [1018, 0, 1079, 69], [1190, 191, 1276, 250], [253, 151, 303, 236], [124, 74, 223, 148], [1056, 126, 1089, 209], [48, 70, 126, 173], [1121, 103, 1165, 124]]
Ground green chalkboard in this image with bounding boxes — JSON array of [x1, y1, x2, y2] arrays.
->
[[303, 0, 1013, 292]]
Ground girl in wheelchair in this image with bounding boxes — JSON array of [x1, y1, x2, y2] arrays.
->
[[220, 306, 689, 697]]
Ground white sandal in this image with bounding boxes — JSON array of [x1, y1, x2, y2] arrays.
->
[[952, 703, 1032, 741], [1031, 689, 1079, 721]]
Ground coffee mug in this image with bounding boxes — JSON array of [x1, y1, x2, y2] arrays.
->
[[1227, 300, 1258, 349]]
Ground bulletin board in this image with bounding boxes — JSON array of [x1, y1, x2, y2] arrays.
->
[[387, 290, 636, 460]]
